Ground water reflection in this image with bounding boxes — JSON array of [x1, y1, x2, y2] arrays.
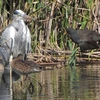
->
[[0, 81, 12, 100], [1, 64, 100, 100]]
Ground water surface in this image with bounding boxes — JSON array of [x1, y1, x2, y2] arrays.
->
[[0, 64, 100, 100]]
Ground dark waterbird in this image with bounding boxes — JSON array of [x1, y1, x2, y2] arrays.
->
[[66, 28, 100, 51], [10, 55, 42, 75]]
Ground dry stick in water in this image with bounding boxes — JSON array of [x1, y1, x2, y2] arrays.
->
[[9, 55, 13, 100]]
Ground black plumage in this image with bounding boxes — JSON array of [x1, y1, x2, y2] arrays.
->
[[66, 28, 100, 51]]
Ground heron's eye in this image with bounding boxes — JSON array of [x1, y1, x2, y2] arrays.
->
[[14, 11, 22, 16], [14, 11, 19, 15], [18, 13, 21, 16]]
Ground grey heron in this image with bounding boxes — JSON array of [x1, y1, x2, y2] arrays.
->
[[1, 10, 33, 60], [1, 10, 35, 84]]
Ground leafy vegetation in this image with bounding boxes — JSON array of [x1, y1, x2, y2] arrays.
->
[[0, 0, 99, 66]]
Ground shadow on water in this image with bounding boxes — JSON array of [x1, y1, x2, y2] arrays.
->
[[1, 64, 100, 100]]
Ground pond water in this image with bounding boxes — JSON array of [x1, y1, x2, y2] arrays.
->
[[0, 64, 100, 100]]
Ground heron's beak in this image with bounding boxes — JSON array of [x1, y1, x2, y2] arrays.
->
[[23, 14, 36, 21]]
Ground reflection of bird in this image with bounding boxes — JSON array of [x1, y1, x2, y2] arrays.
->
[[28, 82, 34, 94], [11, 55, 42, 75], [0, 10, 35, 84], [66, 28, 100, 51]]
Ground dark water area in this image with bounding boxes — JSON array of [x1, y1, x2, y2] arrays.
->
[[0, 64, 100, 100]]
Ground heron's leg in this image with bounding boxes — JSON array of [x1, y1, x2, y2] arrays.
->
[[23, 54, 27, 61], [9, 53, 13, 62]]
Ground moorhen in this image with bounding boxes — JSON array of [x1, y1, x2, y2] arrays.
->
[[66, 28, 100, 51]]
